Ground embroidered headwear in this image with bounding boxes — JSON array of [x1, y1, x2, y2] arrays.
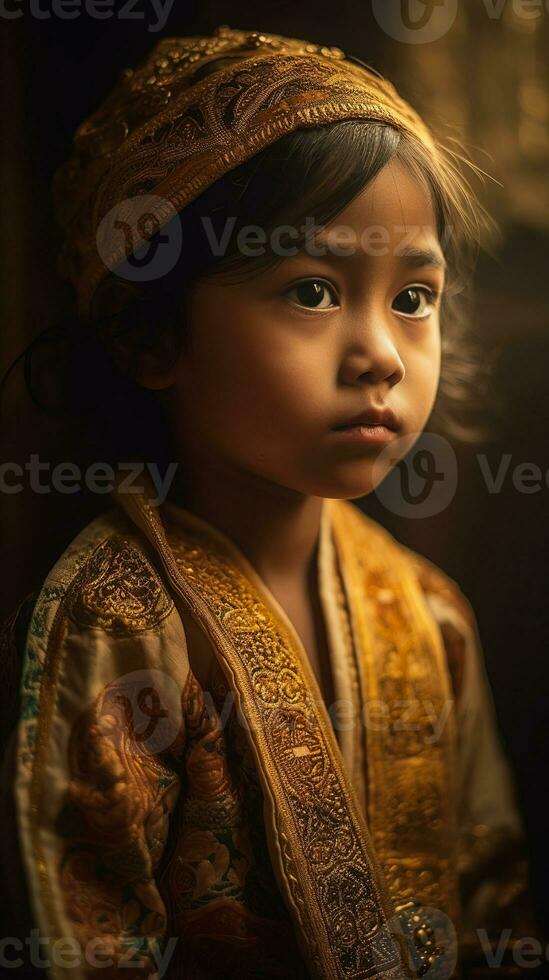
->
[[52, 24, 438, 315]]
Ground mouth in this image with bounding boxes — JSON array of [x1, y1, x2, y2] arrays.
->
[[330, 422, 397, 446], [331, 406, 400, 439]]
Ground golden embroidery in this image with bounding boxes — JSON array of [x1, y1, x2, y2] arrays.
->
[[23, 560, 177, 976], [165, 673, 251, 907], [329, 501, 460, 932], [125, 495, 405, 980], [107, 478, 464, 974], [53, 684, 181, 972], [156, 669, 309, 978], [68, 534, 173, 635]]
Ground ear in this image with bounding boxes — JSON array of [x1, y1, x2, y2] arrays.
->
[[133, 330, 181, 391], [90, 278, 183, 390]]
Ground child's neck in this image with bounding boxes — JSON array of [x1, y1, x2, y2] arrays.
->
[[167, 443, 335, 709], [168, 444, 324, 590]]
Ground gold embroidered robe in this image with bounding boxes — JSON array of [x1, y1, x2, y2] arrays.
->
[[0, 488, 528, 980]]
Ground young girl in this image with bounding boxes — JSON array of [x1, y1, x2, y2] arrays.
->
[[0, 24, 532, 980]]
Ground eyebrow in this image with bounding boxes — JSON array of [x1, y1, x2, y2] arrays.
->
[[301, 238, 448, 273], [395, 246, 447, 272]]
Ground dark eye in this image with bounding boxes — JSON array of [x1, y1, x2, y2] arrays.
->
[[285, 279, 338, 310], [392, 286, 436, 319]]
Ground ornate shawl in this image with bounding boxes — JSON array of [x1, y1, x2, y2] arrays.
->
[[4, 484, 526, 978]]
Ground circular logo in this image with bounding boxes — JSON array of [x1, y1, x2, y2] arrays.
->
[[372, 431, 458, 519], [372, 0, 458, 44], [96, 194, 182, 283], [103, 668, 184, 756]]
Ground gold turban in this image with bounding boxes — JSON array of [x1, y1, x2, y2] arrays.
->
[[52, 24, 437, 316]]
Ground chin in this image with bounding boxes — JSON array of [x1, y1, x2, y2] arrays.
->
[[303, 476, 381, 501], [304, 461, 393, 500], [328, 486, 377, 502]]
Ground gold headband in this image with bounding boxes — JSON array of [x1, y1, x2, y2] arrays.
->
[[52, 24, 437, 315]]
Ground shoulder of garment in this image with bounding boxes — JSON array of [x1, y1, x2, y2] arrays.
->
[[34, 506, 177, 636]]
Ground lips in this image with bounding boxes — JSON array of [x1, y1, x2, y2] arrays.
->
[[332, 405, 399, 432]]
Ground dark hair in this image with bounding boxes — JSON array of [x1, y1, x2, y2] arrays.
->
[[9, 118, 491, 473]]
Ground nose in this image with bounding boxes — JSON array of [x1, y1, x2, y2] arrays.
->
[[338, 315, 405, 387]]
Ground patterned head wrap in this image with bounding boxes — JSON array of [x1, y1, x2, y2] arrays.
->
[[53, 24, 438, 315]]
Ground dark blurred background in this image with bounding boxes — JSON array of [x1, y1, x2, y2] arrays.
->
[[1, 0, 549, 934]]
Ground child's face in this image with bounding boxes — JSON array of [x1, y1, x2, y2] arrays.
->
[[165, 159, 444, 500]]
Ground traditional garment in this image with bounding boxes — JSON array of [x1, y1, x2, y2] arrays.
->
[[0, 477, 528, 980]]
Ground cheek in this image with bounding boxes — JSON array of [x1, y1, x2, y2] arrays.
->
[[405, 331, 441, 418], [197, 320, 325, 415], [175, 316, 329, 450]]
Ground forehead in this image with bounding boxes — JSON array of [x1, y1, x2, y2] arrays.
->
[[314, 158, 441, 256]]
